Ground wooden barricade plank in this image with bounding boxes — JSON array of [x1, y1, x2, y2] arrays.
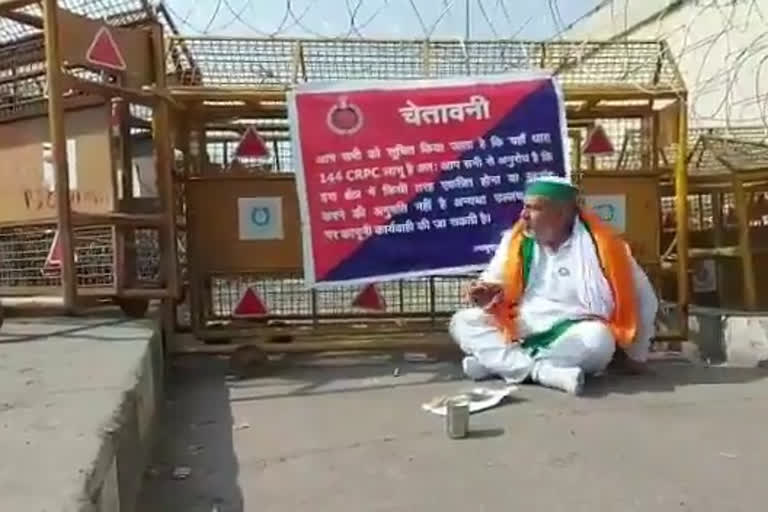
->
[[186, 174, 303, 273], [0, 106, 114, 224]]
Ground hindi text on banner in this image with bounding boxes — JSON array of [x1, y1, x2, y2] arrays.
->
[[398, 95, 491, 126]]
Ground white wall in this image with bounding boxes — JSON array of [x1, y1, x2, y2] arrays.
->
[[131, 138, 157, 197], [565, 0, 768, 128]]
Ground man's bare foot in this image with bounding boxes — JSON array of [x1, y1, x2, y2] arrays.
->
[[608, 350, 652, 375]]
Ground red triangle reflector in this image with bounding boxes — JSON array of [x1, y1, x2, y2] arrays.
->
[[583, 124, 614, 155], [234, 126, 270, 159], [42, 230, 62, 275], [42, 231, 78, 276], [352, 284, 386, 311], [46, 230, 62, 265], [233, 287, 267, 317], [86, 26, 127, 71]]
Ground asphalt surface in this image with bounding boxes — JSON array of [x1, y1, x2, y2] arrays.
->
[[138, 352, 768, 512]]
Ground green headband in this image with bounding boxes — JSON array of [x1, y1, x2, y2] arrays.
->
[[524, 180, 578, 201]]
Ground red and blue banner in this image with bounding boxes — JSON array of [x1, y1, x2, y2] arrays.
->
[[288, 73, 570, 287]]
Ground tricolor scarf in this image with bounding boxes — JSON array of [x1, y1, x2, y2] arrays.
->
[[489, 208, 639, 348]]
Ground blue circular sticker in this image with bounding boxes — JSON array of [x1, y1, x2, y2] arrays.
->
[[251, 207, 270, 226]]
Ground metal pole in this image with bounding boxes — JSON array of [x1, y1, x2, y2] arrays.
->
[[731, 176, 757, 309], [674, 99, 689, 333], [464, 0, 470, 40], [150, 26, 179, 297], [42, 0, 77, 311], [150, 26, 179, 339]]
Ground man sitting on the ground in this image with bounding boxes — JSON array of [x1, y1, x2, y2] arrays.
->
[[449, 176, 658, 395]]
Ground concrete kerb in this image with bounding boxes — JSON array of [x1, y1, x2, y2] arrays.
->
[[75, 321, 165, 512], [688, 305, 768, 367]]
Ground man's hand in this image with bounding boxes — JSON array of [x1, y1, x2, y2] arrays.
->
[[467, 281, 503, 309], [619, 357, 652, 375]]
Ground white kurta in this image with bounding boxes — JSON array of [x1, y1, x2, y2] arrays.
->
[[450, 219, 659, 385]]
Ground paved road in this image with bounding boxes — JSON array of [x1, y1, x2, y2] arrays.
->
[[139, 354, 768, 512]]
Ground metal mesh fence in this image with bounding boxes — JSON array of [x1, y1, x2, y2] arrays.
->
[[0, 0, 153, 43], [168, 38, 684, 91], [207, 273, 474, 320], [205, 120, 648, 175], [135, 228, 160, 282], [661, 194, 720, 233], [660, 129, 768, 238], [203, 134, 293, 173], [169, 36, 685, 328], [703, 137, 768, 173], [0, 224, 114, 289], [0, 0, 176, 45], [178, 38, 681, 176], [0, 223, 162, 292], [0, 0, 182, 121], [0, 28, 690, 324], [661, 128, 768, 176], [575, 118, 647, 171]]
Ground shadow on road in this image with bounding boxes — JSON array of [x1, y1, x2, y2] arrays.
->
[[584, 360, 768, 398], [226, 354, 461, 403], [138, 355, 244, 512], [0, 318, 136, 344], [221, 351, 768, 403]]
